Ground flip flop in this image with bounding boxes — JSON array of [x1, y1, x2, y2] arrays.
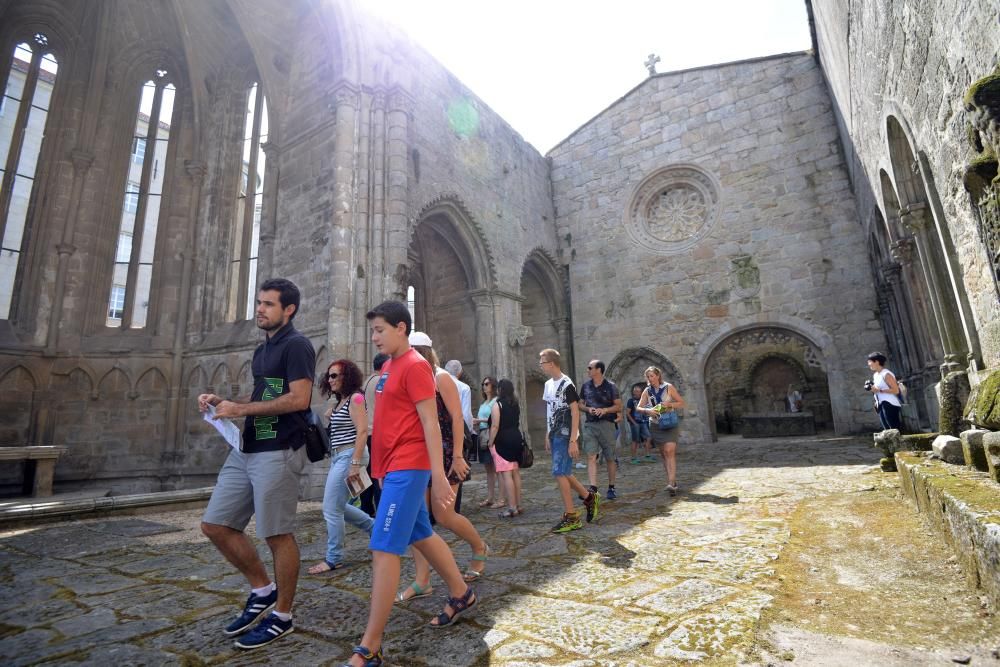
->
[[489, 500, 506, 509], [394, 581, 433, 604], [308, 560, 344, 574]]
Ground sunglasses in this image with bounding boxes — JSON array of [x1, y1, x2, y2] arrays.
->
[[327, 373, 340, 380], [482, 381, 491, 386]]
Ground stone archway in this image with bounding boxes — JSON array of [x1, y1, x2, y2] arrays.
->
[[704, 327, 832, 436], [407, 198, 494, 384], [519, 248, 570, 446], [606, 346, 684, 393]]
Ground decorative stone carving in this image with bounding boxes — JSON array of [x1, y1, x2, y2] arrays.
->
[[890, 237, 916, 265], [69, 148, 94, 172], [507, 324, 533, 348], [729, 255, 760, 299], [624, 164, 722, 255]]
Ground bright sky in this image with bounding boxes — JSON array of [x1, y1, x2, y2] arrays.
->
[[357, 0, 813, 154]]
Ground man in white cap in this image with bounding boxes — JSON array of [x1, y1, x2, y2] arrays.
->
[[444, 359, 473, 432]]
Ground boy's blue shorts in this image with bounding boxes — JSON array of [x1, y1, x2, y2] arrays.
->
[[550, 434, 573, 477], [369, 469, 433, 555]]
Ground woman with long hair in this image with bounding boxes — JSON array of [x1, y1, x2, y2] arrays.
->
[[487, 378, 523, 517], [473, 376, 504, 508], [308, 359, 375, 573], [636, 366, 686, 496], [395, 332, 489, 602]]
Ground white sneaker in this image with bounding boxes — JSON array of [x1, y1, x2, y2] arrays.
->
[[574, 462, 587, 469]]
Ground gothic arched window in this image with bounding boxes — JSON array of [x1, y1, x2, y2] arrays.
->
[[227, 82, 268, 321], [0, 33, 59, 319], [107, 69, 176, 328]]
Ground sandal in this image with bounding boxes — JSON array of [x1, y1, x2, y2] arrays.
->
[[463, 543, 489, 580], [489, 499, 506, 509], [478, 498, 495, 508], [498, 508, 517, 518], [308, 560, 344, 574], [342, 644, 383, 666], [429, 586, 476, 627], [394, 581, 433, 604]]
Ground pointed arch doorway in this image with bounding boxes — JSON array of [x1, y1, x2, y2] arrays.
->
[[406, 199, 495, 384]]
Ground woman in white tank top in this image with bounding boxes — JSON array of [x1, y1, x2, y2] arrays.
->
[[866, 352, 902, 431]]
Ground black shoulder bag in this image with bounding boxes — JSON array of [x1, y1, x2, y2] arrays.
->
[[292, 409, 329, 463]]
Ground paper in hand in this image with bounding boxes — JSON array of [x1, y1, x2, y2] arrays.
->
[[346, 466, 372, 497], [203, 404, 243, 451]]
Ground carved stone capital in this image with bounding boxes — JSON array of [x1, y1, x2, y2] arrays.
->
[[184, 160, 207, 180], [898, 204, 928, 233], [890, 237, 916, 265], [387, 87, 415, 116], [260, 141, 281, 159], [329, 82, 361, 111], [507, 324, 533, 348], [55, 243, 76, 256], [69, 148, 94, 172], [367, 87, 387, 111], [879, 261, 903, 285]]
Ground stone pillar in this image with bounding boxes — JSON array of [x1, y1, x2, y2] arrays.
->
[[44, 149, 93, 354], [328, 83, 360, 359], [470, 291, 499, 375], [383, 88, 414, 303], [900, 205, 966, 374], [879, 262, 919, 376], [165, 160, 206, 455], [257, 141, 281, 283], [507, 322, 533, 437]]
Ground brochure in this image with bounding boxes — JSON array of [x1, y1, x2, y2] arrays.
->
[[346, 466, 373, 497], [203, 404, 243, 451]]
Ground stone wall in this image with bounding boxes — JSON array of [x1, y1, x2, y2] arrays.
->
[[548, 53, 884, 440], [810, 0, 1000, 371]]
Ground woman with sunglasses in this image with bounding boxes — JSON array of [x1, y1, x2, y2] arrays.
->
[[308, 359, 375, 573], [473, 376, 504, 508]]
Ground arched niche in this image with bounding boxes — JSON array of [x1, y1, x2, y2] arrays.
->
[[703, 326, 832, 436]]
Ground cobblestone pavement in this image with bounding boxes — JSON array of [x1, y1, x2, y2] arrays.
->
[[1, 434, 997, 666]]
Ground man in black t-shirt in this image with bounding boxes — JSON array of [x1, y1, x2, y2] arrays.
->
[[579, 360, 622, 500], [198, 278, 315, 650]]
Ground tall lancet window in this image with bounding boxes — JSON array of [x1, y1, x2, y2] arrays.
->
[[228, 82, 268, 321], [107, 69, 176, 328], [0, 33, 59, 319]]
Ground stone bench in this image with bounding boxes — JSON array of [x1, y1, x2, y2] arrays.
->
[[741, 411, 816, 438], [0, 446, 68, 497]]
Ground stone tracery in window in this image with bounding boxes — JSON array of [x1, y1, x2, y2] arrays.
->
[[227, 82, 268, 321], [0, 33, 60, 319], [107, 70, 176, 328]]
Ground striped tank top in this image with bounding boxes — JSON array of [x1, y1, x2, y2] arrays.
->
[[327, 395, 358, 450]]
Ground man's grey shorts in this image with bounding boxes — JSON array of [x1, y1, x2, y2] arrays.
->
[[202, 446, 308, 538], [582, 420, 617, 460]]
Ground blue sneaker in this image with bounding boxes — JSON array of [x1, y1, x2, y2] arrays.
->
[[606, 487, 618, 500], [224, 588, 277, 636], [234, 613, 293, 649]]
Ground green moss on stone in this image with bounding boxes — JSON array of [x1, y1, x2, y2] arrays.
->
[[967, 370, 1000, 429], [902, 432, 938, 451], [964, 68, 1000, 110]]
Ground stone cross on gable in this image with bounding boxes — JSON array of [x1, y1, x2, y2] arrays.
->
[[645, 53, 661, 76]]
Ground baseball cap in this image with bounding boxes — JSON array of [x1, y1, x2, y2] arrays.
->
[[408, 331, 433, 347]]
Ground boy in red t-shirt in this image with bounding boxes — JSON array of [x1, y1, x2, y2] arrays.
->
[[343, 301, 476, 667]]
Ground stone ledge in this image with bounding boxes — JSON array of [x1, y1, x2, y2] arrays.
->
[[0, 487, 214, 527], [895, 452, 1000, 611]]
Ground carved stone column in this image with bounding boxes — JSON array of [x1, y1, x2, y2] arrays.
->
[[384, 88, 414, 302], [328, 83, 360, 359], [257, 141, 280, 282], [470, 290, 499, 377], [165, 160, 206, 455], [44, 148, 93, 354], [507, 323, 533, 438], [900, 205, 966, 374]]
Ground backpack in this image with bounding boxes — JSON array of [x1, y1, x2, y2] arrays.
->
[[897, 380, 908, 405]]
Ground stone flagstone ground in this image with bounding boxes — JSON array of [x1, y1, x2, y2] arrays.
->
[[1, 434, 998, 666]]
